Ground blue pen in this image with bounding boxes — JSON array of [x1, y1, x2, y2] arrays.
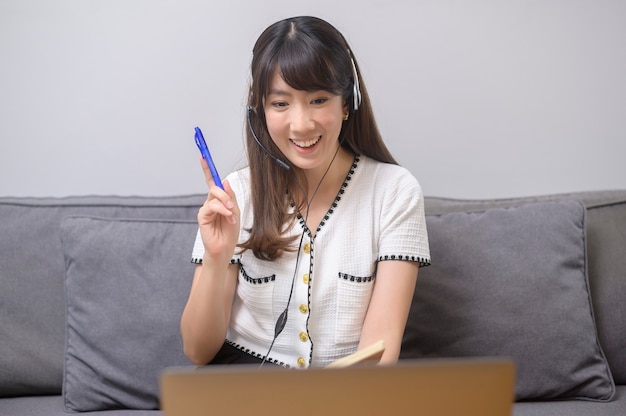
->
[[194, 127, 224, 189]]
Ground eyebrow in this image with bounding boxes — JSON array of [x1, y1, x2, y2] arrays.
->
[[267, 88, 292, 96], [267, 88, 337, 98]]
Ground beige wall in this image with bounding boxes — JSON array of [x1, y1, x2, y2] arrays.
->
[[1, 0, 625, 198]]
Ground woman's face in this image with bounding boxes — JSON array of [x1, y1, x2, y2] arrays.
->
[[263, 70, 347, 175]]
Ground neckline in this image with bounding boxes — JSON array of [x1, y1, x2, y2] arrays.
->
[[294, 155, 361, 239]]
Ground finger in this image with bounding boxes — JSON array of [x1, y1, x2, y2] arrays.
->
[[200, 154, 231, 207], [213, 179, 238, 224], [199, 156, 216, 188], [208, 181, 234, 209], [198, 197, 235, 226], [201, 180, 235, 225], [222, 179, 238, 213]]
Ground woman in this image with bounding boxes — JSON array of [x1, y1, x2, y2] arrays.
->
[[181, 16, 430, 368]]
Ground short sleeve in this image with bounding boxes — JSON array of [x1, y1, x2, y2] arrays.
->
[[190, 229, 204, 264], [377, 170, 430, 267]]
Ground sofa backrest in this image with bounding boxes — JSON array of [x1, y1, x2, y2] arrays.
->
[[1, 190, 624, 400], [0, 195, 205, 397]]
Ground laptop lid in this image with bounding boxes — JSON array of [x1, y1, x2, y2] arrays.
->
[[160, 358, 515, 416]]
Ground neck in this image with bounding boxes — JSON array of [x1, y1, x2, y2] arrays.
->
[[296, 145, 354, 209]]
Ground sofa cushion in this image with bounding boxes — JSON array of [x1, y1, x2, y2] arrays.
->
[[0, 195, 204, 398], [423, 189, 626, 385], [401, 200, 615, 401], [60, 216, 198, 412]]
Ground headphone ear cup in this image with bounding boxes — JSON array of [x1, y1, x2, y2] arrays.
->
[[352, 82, 361, 111], [348, 54, 362, 111]]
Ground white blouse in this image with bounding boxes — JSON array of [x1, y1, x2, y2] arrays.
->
[[191, 155, 430, 368]]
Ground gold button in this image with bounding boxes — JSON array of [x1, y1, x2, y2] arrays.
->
[[297, 357, 306, 368], [299, 331, 309, 342], [302, 273, 310, 284], [303, 243, 311, 254], [299, 304, 309, 314]]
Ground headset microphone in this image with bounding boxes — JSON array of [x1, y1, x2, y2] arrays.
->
[[246, 106, 291, 171]]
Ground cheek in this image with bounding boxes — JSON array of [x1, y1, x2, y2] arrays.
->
[[321, 114, 344, 135], [263, 113, 287, 144], [319, 104, 346, 134], [263, 112, 280, 133]]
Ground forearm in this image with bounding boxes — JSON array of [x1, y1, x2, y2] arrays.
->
[[180, 260, 235, 365], [358, 321, 404, 365], [358, 261, 419, 365]]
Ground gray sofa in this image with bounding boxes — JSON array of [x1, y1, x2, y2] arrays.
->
[[0, 190, 624, 415]]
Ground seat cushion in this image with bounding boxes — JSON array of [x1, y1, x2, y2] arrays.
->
[[513, 385, 626, 416], [0, 395, 161, 416]]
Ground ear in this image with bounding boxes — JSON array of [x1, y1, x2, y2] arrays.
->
[[342, 100, 350, 115]]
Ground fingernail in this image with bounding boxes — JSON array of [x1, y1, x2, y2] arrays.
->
[[226, 200, 234, 209]]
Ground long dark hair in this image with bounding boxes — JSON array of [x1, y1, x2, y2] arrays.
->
[[241, 16, 397, 260]]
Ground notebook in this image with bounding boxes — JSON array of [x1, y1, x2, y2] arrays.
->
[[160, 357, 516, 416]]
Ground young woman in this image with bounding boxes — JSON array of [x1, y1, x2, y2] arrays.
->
[[181, 16, 430, 368]]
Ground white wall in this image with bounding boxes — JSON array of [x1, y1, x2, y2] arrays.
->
[[1, 0, 625, 199]]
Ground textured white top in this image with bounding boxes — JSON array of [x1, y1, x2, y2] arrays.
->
[[191, 155, 430, 368]]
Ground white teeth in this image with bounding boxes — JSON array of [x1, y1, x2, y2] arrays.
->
[[291, 136, 321, 148]]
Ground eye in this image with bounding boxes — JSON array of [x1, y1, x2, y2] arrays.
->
[[311, 98, 328, 105], [271, 101, 288, 109]]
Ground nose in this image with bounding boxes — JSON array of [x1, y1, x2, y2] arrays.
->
[[289, 105, 315, 135]]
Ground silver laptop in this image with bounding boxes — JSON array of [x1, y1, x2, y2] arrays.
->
[[160, 358, 515, 416]]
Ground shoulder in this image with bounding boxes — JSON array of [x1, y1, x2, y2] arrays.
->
[[225, 166, 250, 185], [357, 156, 423, 196], [225, 167, 251, 197]]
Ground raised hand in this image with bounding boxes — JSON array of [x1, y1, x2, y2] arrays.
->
[[197, 157, 240, 264]]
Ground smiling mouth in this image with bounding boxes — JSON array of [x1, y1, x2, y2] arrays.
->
[[290, 136, 321, 148]]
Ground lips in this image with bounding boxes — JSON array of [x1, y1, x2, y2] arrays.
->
[[290, 136, 321, 148]]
